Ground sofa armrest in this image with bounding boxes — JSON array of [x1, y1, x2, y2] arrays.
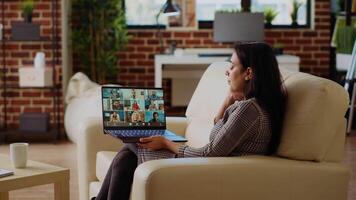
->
[[166, 117, 188, 137], [131, 156, 349, 200], [77, 117, 124, 200]]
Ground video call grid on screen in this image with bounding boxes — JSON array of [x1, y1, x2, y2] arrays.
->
[[102, 87, 166, 128]]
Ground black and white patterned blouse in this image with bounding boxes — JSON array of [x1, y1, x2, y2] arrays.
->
[[136, 98, 272, 165]]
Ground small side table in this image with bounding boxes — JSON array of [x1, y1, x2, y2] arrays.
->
[[0, 154, 69, 200]]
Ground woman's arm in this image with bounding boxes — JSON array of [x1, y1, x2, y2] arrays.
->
[[139, 101, 259, 157], [179, 101, 259, 157], [214, 92, 244, 124]]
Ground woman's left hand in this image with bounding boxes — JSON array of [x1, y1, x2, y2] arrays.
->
[[138, 135, 168, 150]]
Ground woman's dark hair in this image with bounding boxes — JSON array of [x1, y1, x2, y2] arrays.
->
[[234, 42, 286, 154]]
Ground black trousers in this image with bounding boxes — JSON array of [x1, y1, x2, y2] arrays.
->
[[96, 145, 138, 200]]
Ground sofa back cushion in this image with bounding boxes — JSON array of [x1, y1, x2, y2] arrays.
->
[[185, 62, 229, 147], [277, 70, 349, 162]]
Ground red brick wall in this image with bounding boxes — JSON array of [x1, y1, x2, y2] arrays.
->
[[0, 0, 62, 129], [1, 0, 330, 128], [111, 0, 330, 111], [116, 0, 330, 89]]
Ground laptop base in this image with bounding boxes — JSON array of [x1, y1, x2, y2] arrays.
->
[[106, 129, 187, 143]]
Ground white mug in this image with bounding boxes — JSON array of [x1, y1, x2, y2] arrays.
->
[[10, 143, 29, 168]]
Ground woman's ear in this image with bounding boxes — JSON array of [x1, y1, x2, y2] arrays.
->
[[245, 67, 253, 80]]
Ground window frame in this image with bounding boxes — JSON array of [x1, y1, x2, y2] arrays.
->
[[124, 0, 312, 29], [198, 0, 312, 29]]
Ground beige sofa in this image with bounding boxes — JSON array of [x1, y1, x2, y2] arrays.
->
[[74, 62, 350, 200]]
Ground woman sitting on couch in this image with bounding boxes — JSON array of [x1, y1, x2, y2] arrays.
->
[[94, 42, 287, 200]]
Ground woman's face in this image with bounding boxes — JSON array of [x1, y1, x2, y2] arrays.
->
[[226, 52, 252, 94], [132, 113, 138, 121]]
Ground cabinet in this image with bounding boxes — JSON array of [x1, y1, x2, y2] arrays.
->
[[0, 0, 60, 142]]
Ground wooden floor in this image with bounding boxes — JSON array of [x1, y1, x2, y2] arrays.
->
[[0, 135, 355, 200], [346, 134, 356, 200]]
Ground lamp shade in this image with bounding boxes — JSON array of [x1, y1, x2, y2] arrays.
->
[[213, 12, 265, 42], [162, 0, 180, 16]]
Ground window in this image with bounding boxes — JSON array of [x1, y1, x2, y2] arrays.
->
[[124, 0, 311, 29], [197, 0, 311, 28], [196, 0, 242, 21], [124, 0, 169, 27]]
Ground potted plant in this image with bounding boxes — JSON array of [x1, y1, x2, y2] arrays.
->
[[11, 0, 40, 40], [264, 7, 278, 28], [71, 0, 130, 84], [290, 0, 302, 27], [21, 0, 35, 23], [273, 43, 284, 55]]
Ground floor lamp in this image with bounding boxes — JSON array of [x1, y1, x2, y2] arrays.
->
[[156, 0, 180, 54]]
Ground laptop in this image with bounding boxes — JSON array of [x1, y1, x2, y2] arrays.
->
[[101, 86, 187, 143]]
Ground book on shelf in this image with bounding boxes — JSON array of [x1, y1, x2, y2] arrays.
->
[[0, 168, 14, 178]]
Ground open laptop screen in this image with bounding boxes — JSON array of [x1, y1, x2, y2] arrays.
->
[[102, 87, 166, 129]]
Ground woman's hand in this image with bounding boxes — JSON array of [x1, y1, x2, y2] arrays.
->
[[138, 136, 182, 154], [214, 91, 244, 124], [138, 135, 168, 150], [224, 92, 244, 107]]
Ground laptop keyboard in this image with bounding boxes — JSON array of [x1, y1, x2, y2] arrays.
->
[[111, 130, 165, 137]]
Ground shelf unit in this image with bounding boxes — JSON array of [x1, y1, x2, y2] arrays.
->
[[0, 0, 60, 143]]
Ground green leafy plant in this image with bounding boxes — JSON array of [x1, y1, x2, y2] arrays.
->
[[264, 7, 278, 25], [290, 0, 302, 25], [21, 0, 35, 22], [71, 0, 130, 84]]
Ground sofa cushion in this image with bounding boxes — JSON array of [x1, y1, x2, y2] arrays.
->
[[277, 71, 349, 162], [65, 72, 99, 104], [89, 181, 102, 199], [184, 62, 230, 148], [96, 151, 117, 182], [64, 87, 102, 143], [185, 118, 215, 148], [186, 62, 229, 121]]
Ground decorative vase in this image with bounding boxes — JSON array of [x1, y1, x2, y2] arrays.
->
[[241, 0, 251, 12], [34, 52, 46, 69], [265, 22, 272, 29], [291, 21, 298, 28], [23, 13, 32, 23]]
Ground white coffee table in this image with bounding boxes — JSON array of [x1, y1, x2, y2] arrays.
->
[[0, 154, 69, 200]]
